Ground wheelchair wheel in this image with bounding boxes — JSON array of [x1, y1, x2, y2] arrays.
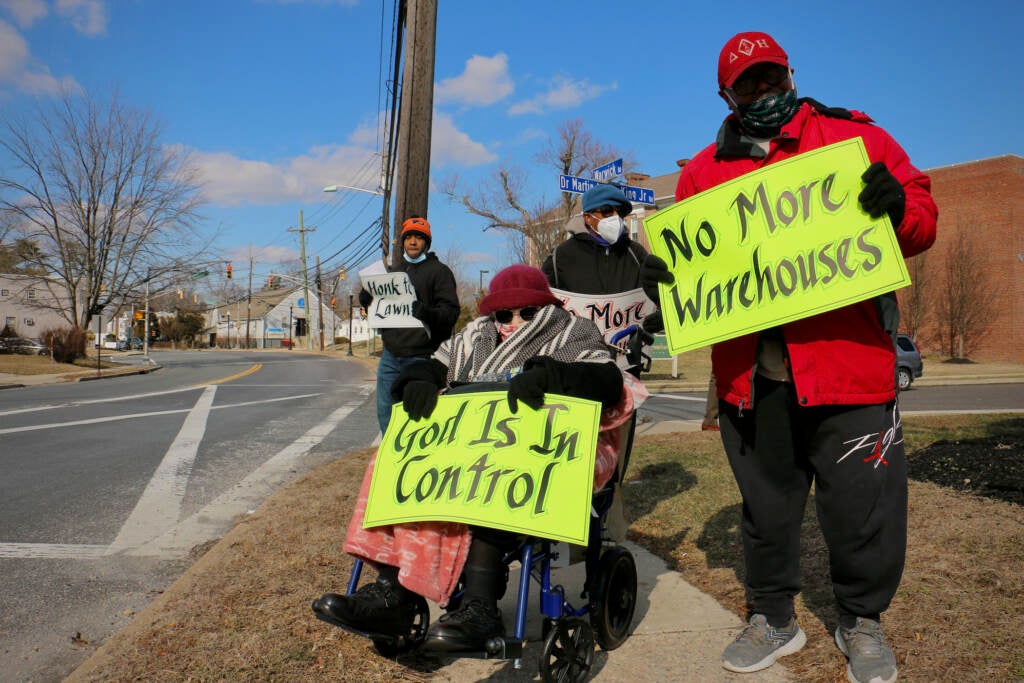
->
[[539, 617, 595, 683], [371, 594, 429, 657], [590, 545, 637, 650]]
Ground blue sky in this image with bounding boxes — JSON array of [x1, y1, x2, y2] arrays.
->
[[2, 0, 1021, 293]]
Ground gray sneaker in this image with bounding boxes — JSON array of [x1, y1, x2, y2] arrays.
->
[[835, 618, 898, 683], [722, 613, 807, 673]]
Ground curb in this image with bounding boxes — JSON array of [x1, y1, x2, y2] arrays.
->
[[75, 364, 162, 382]]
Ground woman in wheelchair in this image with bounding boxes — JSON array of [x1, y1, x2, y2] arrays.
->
[[313, 265, 642, 652]]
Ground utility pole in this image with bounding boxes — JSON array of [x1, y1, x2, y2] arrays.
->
[[391, 0, 437, 268], [316, 256, 325, 351], [245, 247, 254, 349], [288, 210, 315, 351]]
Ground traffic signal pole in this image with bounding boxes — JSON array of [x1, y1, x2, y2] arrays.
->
[[246, 248, 253, 349]]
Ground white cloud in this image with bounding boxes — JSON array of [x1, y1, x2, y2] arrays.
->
[[435, 53, 513, 107], [55, 0, 106, 36], [188, 143, 381, 206], [0, 18, 80, 94], [0, 0, 48, 28], [228, 244, 298, 264], [508, 77, 617, 116], [430, 113, 496, 168]]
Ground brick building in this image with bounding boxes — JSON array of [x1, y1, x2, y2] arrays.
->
[[902, 154, 1023, 361]]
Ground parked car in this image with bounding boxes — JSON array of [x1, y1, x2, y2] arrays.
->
[[0, 337, 47, 355], [115, 337, 144, 351], [896, 334, 923, 390]]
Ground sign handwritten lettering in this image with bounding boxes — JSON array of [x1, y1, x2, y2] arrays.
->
[[642, 138, 911, 355], [550, 287, 655, 345], [361, 272, 427, 330], [364, 392, 601, 545]]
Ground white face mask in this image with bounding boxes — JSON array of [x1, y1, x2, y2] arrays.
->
[[594, 215, 625, 244]]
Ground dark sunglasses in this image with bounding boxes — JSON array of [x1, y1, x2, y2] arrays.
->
[[730, 63, 789, 97], [493, 306, 539, 324], [587, 205, 618, 217]]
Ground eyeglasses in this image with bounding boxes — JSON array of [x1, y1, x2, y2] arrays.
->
[[493, 307, 539, 324], [586, 206, 618, 218], [729, 63, 790, 98]]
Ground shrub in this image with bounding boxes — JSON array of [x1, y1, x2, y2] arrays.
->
[[40, 326, 87, 363]]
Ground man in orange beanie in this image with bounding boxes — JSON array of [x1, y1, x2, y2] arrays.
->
[[358, 216, 459, 434]]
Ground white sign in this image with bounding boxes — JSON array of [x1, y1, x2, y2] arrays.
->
[[550, 287, 655, 345], [362, 272, 427, 330]]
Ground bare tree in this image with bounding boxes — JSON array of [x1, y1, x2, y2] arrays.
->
[[444, 119, 634, 265], [0, 90, 212, 330], [901, 252, 930, 342], [934, 228, 998, 359]]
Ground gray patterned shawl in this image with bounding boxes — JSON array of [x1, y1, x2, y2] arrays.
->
[[432, 304, 611, 384]]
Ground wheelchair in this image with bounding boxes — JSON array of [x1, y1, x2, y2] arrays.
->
[[315, 330, 652, 682]]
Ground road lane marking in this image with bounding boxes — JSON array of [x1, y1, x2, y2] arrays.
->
[[0, 386, 204, 417], [198, 363, 262, 385], [0, 543, 108, 559], [0, 393, 324, 435], [126, 386, 373, 558], [107, 386, 217, 553]]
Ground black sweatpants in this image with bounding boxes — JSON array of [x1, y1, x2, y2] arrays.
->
[[718, 375, 907, 624]]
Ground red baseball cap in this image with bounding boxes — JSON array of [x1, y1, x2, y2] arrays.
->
[[717, 31, 789, 90]]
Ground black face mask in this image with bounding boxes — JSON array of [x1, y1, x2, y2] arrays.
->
[[737, 89, 799, 137]]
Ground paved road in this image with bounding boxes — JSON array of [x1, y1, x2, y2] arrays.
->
[[0, 350, 378, 682], [638, 381, 1024, 427]]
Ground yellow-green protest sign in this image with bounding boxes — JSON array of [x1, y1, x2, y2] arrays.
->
[[364, 392, 601, 546], [643, 138, 911, 356]]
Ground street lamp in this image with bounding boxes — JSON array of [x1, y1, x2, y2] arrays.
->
[[323, 184, 385, 196]]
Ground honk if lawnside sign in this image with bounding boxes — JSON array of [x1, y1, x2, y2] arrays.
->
[[643, 138, 911, 356]]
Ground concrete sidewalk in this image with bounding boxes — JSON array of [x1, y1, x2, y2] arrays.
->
[[428, 540, 789, 682]]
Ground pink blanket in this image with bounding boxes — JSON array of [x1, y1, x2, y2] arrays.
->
[[342, 375, 647, 606]]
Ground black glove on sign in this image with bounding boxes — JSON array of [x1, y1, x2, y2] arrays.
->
[[859, 161, 906, 228], [507, 357, 565, 413]]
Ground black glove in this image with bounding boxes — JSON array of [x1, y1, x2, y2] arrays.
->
[[507, 356, 564, 413], [641, 310, 664, 334], [859, 161, 905, 227], [401, 380, 439, 420], [640, 254, 674, 303], [358, 289, 372, 309], [411, 300, 429, 322]]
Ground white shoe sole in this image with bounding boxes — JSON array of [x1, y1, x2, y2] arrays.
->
[[722, 627, 807, 673]]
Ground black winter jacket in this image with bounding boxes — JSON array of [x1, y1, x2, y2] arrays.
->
[[373, 253, 460, 357], [541, 233, 648, 295]]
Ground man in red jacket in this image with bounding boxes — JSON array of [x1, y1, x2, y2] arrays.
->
[[645, 31, 937, 683]]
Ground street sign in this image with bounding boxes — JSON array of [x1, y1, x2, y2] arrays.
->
[[558, 174, 597, 194], [190, 270, 209, 280], [624, 185, 655, 205], [593, 158, 623, 182]]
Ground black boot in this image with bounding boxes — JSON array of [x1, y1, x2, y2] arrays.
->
[[424, 598, 504, 651], [425, 537, 506, 651], [312, 569, 416, 637]]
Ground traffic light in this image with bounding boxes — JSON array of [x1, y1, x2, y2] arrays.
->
[[226, 263, 233, 279], [177, 288, 184, 299], [338, 268, 346, 281]]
